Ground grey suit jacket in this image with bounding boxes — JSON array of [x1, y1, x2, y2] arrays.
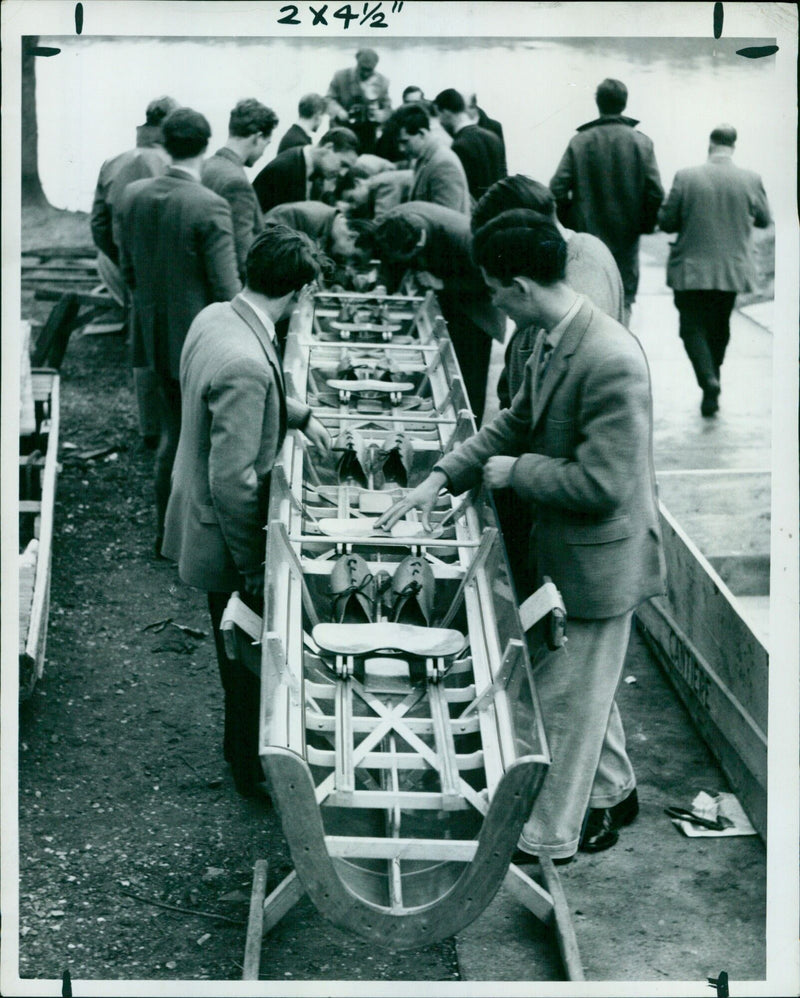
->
[[202, 147, 264, 280], [438, 298, 666, 619], [118, 168, 241, 380], [658, 153, 771, 292], [409, 138, 471, 215], [162, 295, 311, 592]]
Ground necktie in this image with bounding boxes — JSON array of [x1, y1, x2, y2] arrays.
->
[[536, 336, 554, 393]]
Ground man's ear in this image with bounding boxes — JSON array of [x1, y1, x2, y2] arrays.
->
[[512, 276, 530, 297], [416, 229, 427, 249]]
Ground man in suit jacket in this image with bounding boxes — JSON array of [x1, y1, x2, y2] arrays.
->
[[394, 103, 471, 215], [658, 124, 771, 416], [91, 96, 178, 445], [434, 89, 506, 203], [472, 175, 625, 597], [377, 212, 666, 862], [163, 226, 331, 796], [202, 98, 278, 280], [277, 93, 326, 154], [252, 127, 360, 214], [117, 108, 241, 552], [373, 201, 506, 424], [326, 48, 392, 154], [550, 78, 664, 323]]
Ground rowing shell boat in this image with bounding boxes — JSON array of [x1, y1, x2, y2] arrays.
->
[[224, 291, 583, 965]]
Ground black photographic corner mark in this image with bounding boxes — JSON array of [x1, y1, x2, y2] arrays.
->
[[736, 45, 779, 59], [75, 2, 83, 34], [62, 968, 73, 997], [713, 1, 723, 39], [708, 970, 730, 998], [31, 46, 61, 57]]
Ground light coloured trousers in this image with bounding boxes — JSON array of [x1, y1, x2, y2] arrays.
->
[[519, 610, 636, 859]]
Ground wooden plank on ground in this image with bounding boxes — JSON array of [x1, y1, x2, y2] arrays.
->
[[657, 502, 769, 731], [242, 859, 268, 980], [539, 856, 584, 981]]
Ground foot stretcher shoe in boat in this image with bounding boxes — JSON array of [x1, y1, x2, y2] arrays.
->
[[329, 554, 377, 623], [388, 555, 435, 626]]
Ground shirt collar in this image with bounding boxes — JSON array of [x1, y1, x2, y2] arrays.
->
[[239, 292, 276, 343], [545, 294, 583, 350]]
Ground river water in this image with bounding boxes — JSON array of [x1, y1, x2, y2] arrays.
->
[[35, 34, 777, 213]]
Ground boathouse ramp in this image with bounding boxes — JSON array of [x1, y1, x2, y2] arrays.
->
[[249, 290, 553, 949]]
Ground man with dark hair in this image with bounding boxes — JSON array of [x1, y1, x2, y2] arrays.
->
[[658, 124, 771, 416], [264, 201, 363, 265], [433, 88, 506, 202], [278, 93, 327, 154], [163, 225, 331, 797], [372, 201, 505, 423], [394, 103, 470, 215], [374, 86, 425, 162], [326, 48, 392, 154], [90, 95, 179, 446], [202, 98, 279, 280], [377, 209, 665, 864], [117, 107, 241, 555], [252, 127, 360, 214], [550, 77, 664, 323], [472, 175, 625, 596]]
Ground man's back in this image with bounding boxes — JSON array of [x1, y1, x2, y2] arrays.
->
[[658, 156, 771, 292], [202, 148, 263, 279], [409, 139, 470, 215], [278, 123, 312, 154], [451, 124, 506, 202], [118, 170, 240, 379], [550, 116, 663, 253], [92, 146, 167, 262], [252, 147, 306, 214]]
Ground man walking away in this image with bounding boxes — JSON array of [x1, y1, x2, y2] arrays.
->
[[162, 227, 331, 797], [658, 124, 771, 416], [117, 108, 241, 556], [202, 99, 278, 280], [550, 78, 664, 324]]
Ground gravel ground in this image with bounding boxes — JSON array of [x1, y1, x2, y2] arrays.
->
[[15, 206, 460, 986]]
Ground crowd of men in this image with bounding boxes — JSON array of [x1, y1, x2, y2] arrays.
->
[[90, 51, 771, 860]]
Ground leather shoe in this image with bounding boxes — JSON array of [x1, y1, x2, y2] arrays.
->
[[388, 555, 435, 626], [330, 553, 376, 623], [701, 380, 721, 417], [579, 788, 639, 853]]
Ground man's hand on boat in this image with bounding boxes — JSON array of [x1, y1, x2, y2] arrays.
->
[[302, 415, 332, 455], [374, 469, 449, 533]]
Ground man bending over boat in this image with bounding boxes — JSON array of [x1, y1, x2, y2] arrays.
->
[[376, 210, 666, 862], [162, 227, 330, 798]]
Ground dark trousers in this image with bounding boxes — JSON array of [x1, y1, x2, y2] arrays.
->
[[674, 290, 737, 390], [440, 305, 493, 426], [208, 590, 264, 792], [154, 374, 182, 541]]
